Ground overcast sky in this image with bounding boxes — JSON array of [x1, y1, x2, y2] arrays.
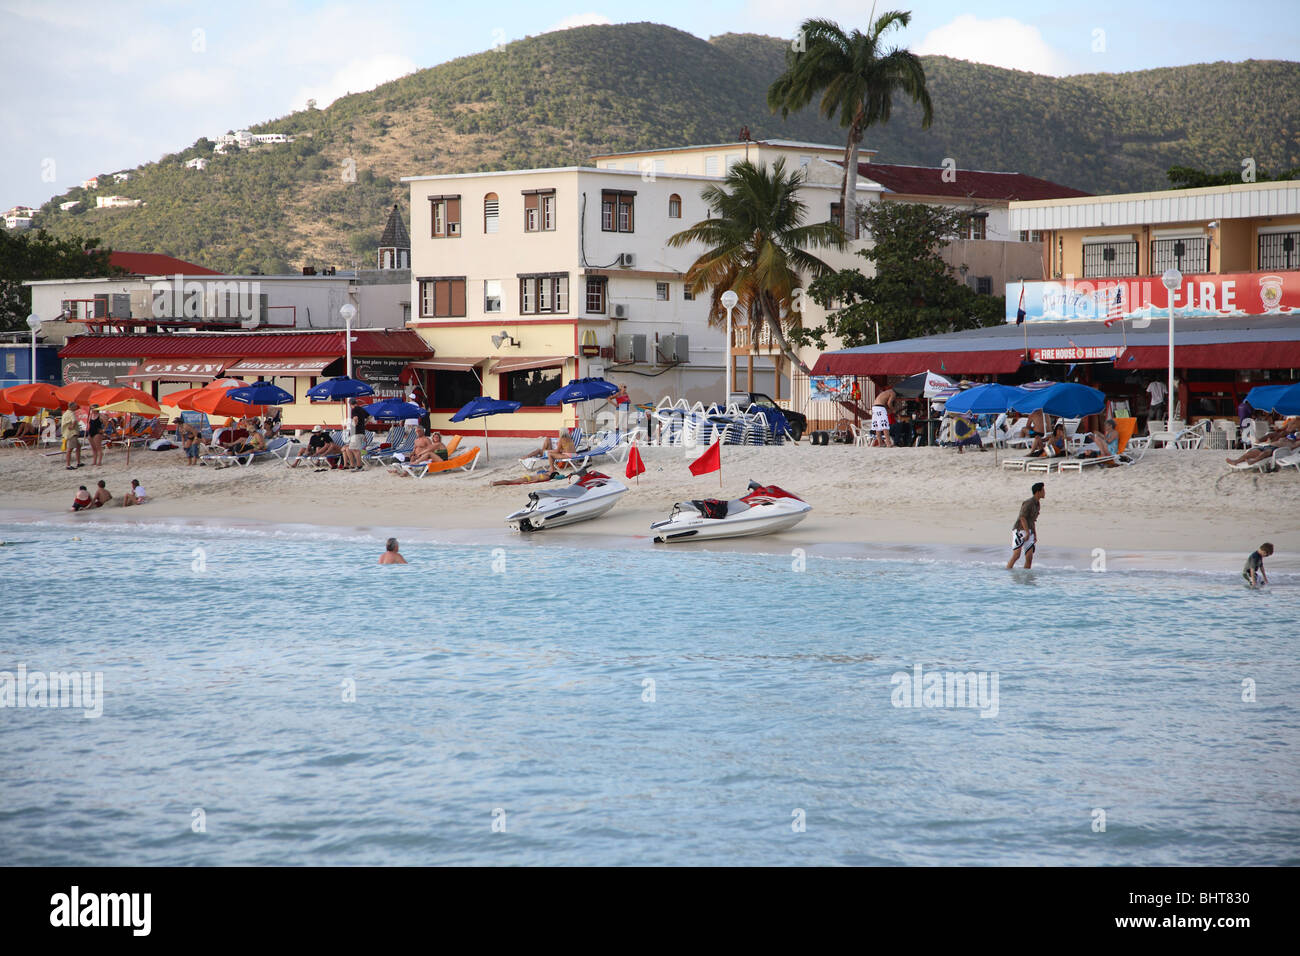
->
[[2, 0, 1295, 212]]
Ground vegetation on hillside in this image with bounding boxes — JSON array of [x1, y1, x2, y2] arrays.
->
[[25, 23, 1299, 273], [0, 231, 122, 332]]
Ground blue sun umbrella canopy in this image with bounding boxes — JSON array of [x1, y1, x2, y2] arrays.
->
[[306, 377, 375, 401], [225, 382, 295, 406], [943, 383, 1028, 416], [363, 398, 424, 421], [450, 397, 522, 421], [1244, 383, 1300, 415], [1008, 382, 1106, 418], [545, 377, 619, 406], [450, 396, 521, 462]]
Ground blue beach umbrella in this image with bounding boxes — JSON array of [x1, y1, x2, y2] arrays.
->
[[544, 377, 619, 405], [226, 382, 295, 406], [944, 383, 1028, 416], [363, 398, 424, 421], [450, 396, 522, 461], [1009, 382, 1106, 418], [306, 377, 375, 401], [1244, 383, 1300, 415]]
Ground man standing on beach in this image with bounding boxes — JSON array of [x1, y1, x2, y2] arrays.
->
[[1007, 482, 1045, 569], [62, 401, 82, 469]]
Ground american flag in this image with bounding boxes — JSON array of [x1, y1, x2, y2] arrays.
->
[[1103, 285, 1125, 326]]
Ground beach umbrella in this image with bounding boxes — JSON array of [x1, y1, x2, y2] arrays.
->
[[1009, 382, 1106, 418], [189, 389, 267, 419], [450, 396, 521, 462], [226, 382, 294, 406], [944, 384, 1028, 416], [99, 396, 160, 465], [54, 381, 106, 405], [363, 398, 424, 421], [4, 382, 65, 410], [89, 386, 161, 412], [306, 377, 375, 401], [1244, 383, 1300, 416], [894, 370, 955, 399], [0, 390, 40, 417], [161, 379, 240, 412], [544, 377, 619, 405]]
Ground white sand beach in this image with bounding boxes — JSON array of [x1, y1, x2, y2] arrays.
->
[[4, 438, 1298, 573]]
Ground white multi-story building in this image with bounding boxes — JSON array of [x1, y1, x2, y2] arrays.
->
[[4, 214, 33, 230], [402, 138, 1084, 434], [96, 195, 143, 209], [113, 172, 131, 183], [80, 177, 99, 190], [184, 157, 209, 171], [59, 200, 81, 211]]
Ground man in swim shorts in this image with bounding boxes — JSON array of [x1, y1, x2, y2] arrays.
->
[[1006, 482, 1045, 569]]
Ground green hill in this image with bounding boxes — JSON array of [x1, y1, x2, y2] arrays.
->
[[30, 22, 1300, 274]]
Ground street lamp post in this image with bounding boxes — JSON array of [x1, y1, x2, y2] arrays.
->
[[1161, 268, 1182, 435], [339, 303, 357, 378], [26, 314, 40, 385], [720, 290, 738, 407]]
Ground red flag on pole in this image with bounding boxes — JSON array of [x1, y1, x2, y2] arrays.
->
[[625, 442, 645, 483], [688, 439, 721, 481]]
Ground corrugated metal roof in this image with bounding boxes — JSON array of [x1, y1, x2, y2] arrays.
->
[[857, 163, 1090, 203], [109, 251, 222, 276], [1009, 180, 1300, 232], [59, 330, 432, 360]]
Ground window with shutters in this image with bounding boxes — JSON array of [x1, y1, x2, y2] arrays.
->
[[668, 194, 681, 218], [1151, 237, 1209, 275], [483, 193, 499, 234], [417, 277, 467, 317], [1019, 229, 1046, 242], [428, 195, 461, 238], [1259, 231, 1300, 270], [705, 156, 720, 177], [959, 214, 987, 240], [601, 190, 635, 233], [483, 279, 502, 313], [656, 282, 669, 301], [585, 277, 606, 314], [523, 189, 555, 232], [1082, 241, 1138, 278], [519, 274, 569, 315], [829, 203, 860, 239], [683, 285, 694, 301]]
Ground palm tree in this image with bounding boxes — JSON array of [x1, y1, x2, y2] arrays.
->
[[767, 11, 933, 235], [667, 158, 844, 378]]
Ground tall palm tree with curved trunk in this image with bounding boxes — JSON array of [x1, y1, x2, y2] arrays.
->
[[768, 11, 933, 236], [667, 158, 845, 378]]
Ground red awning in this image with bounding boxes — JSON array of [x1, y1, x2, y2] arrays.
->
[[491, 355, 569, 374], [225, 358, 332, 376], [1116, 342, 1300, 370], [406, 357, 490, 372], [116, 360, 232, 382], [812, 350, 1025, 377]]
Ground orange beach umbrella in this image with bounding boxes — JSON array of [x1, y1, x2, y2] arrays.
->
[[54, 381, 106, 405], [3, 382, 66, 410], [0, 390, 41, 417], [89, 386, 161, 412]]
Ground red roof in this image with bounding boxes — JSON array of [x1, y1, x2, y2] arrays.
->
[[59, 330, 432, 360], [109, 251, 222, 276], [856, 162, 1090, 202], [812, 349, 1025, 377]]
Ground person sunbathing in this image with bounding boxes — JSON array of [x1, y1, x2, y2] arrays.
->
[[408, 428, 440, 465], [1078, 420, 1119, 459], [1018, 409, 1047, 439], [311, 435, 344, 470], [1029, 423, 1067, 458], [4, 418, 37, 439], [1227, 435, 1300, 466], [227, 430, 266, 457], [493, 468, 562, 486], [1259, 416, 1300, 443], [525, 429, 576, 465]]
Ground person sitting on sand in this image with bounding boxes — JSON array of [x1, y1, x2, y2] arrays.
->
[[122, 479, 147, 507], [71, 486, 92, 512], [1242, 542, 1273, 588], [1227, 435, 1300, 467], [379, 537, 407, 565], [92, 480, 112, 508], [493, 468, 563, 486], [1029, 423, 1068, 458]]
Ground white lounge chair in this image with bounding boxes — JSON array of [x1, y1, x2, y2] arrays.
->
[[1273, 448, 1300, 473]]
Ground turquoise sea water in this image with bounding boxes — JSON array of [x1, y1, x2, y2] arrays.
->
[[1, 520, 1297, 866]]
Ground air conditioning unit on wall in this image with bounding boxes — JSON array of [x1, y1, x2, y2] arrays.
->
[[611, 304, 628, 319], [658, 333, 689, 364], [618, 253, 635, 267], [615, 332, 646, 363]]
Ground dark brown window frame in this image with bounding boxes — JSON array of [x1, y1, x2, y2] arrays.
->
[[428, 194, 462, 238], [417, 275, 467, 318]]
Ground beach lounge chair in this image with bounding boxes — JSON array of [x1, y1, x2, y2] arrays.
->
[[519, 427, 586, 471], [398, 445, 481, 478], [202, 435, 289, 468], [1273, 448, 1300, 473], [551, 430, 632, 472], [1056, 420, 1139, 472], [363, 427, 415, 466]]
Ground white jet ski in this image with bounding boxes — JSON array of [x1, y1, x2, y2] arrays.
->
[[650, 480, 811, 543], [506, 470, 628, 532]]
